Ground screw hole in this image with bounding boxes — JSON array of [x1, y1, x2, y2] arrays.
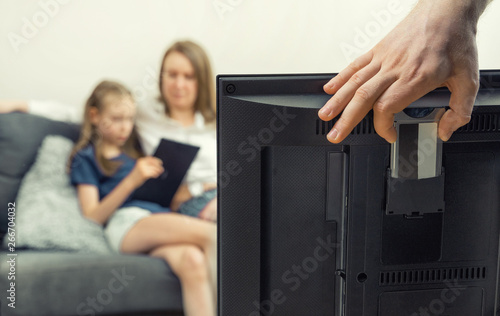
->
[[357, 273, 368, 283], [226, 84, 236, 94]]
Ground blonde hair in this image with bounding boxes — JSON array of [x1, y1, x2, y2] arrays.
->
[[68, 80, 143, 176], [158, 40, 216, 124]]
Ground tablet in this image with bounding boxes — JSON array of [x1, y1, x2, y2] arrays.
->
[[132, 138, 200, 208]]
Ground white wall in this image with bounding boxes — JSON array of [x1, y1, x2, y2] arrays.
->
[[1, 0, 500, 109]]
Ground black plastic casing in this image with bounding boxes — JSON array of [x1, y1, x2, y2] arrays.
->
[[217, 71, 500, 316]]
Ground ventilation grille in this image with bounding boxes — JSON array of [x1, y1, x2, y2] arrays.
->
[[379, 266, 487, 286], [317, 113, 499, 136], [456, 113, 499, 133], [316, 114, 375, 136]]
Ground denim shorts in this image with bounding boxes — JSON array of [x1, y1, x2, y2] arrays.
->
[[177, 189, 217, 218]]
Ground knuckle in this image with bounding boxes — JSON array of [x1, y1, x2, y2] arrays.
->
[[349, 73, 364, 86], [335, 116, 352, 131], [354, 86, 371, 102], [348, 58, 364, 72], [373, 99, 390, 113], [456, 114, 471, 126], [465, 75, 480, 93], [406, 67, 430, 84], [336, 72, 348, 84]]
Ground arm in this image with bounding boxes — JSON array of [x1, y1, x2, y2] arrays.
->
[[0, 99, 82, 124], [170, 182, 217, 211], [0, 100, 28, 113], [77, 177, 137, 224], [319, 0, 492, 143], [77, 157, 164, 225]]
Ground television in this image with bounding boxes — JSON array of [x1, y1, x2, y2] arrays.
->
[[217, 71, 500, 316]]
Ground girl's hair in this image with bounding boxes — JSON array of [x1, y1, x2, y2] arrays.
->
[[158, 40, 216, 124], [68, 80, 143, 176]]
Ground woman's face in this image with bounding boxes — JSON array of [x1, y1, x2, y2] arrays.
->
[[161, 51, 198, 112]]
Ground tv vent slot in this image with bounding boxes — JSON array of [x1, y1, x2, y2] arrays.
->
[[379, 266, 487, 286], [456, 113, 499, 133], [316, 114, 375, 136]]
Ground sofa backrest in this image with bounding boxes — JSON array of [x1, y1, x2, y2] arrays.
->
[[0, 112, 80, 242]]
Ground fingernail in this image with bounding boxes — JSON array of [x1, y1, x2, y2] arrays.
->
[[319, 107, 332, 118], [325, 82, 335, 90], [328, 128, 339, 141]]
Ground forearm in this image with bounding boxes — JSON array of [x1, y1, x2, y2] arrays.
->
[[170, 184, 192, 211], [85, 177, 138, 224], [0, 100, 28, 113], [171, 182, 217, 211], [415, 0, 491, 28]]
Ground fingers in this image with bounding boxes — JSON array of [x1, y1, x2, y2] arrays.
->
[[323, 51, 373, 94], [373, 110, 398, 143], [371, 79, 436, 143], [438, 75, 478, 141], [325, 72, 396, 143], [140, 156, 164, 178], [319, 64, 380, 122]]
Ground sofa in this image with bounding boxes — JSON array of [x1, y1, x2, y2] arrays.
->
[[0, 112, 184, 316]]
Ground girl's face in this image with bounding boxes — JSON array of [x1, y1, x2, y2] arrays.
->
[[91, 96, 136, 148], [161, 51, 198, 112]]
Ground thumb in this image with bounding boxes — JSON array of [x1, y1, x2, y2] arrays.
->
[[438, 76, 478, 141]]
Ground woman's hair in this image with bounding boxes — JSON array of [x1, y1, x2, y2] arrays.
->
[[158, 40, 216, 124], [68, 80, 143, 176]]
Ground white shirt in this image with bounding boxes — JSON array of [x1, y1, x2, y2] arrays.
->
[[28, 99, 217, 196]]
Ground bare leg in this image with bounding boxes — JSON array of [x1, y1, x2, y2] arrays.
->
[[121, 213, 217, 307], [150, 244, 214, 316], [121, 212, 215, 253]]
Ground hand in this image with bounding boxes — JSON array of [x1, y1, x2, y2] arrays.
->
[[199, 197, 217, 222], [128, 156, 164, 188], [318, 0, 489, 143], [203, 182, 217, 192], [0, 100, 28, 113]]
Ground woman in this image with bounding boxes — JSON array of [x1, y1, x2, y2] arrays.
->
[[137, 40, 218, 217], [0, 40, 218, 315]]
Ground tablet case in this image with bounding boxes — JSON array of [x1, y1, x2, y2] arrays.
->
[[132, 138, 200, 208]]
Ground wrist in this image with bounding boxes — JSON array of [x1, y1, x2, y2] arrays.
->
[[124, 173, 142, 190], [416, 0, 488, 25]]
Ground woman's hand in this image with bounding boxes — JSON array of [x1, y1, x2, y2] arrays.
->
[[0, 100, 28, 113], [199, 197, 217, 222], [203, 182, 217, 191], [128, 156, 164, 188]]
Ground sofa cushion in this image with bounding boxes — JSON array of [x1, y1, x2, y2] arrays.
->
[[2, 135, 111, 253], [0, 112, 80, 240], [0, 251, 183, 316]]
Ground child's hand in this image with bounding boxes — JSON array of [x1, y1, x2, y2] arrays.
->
[[128, 156, 164, 188]]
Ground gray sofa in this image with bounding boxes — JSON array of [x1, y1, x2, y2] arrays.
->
[[0, 112, 184, 316]]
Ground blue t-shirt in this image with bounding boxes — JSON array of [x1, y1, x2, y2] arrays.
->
[[70, 145, 169, 214]]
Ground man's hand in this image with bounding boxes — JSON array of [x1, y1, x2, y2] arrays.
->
[[319, 0, 491, 143]]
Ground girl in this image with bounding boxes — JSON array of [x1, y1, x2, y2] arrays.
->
[[1, 40, 218, 221], [69, 80, 216, 316]]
